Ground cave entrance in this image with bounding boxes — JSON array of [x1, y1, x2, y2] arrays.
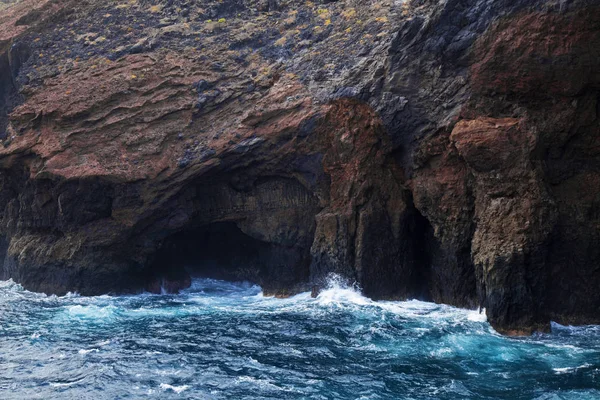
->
[[147, 222, 311, 296]]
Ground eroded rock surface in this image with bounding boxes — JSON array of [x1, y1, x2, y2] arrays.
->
[[0, 0, 598, 334]]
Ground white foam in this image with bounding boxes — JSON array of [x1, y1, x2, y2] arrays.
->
[[316, 286, 371, 306], [78, 348, 99, 355], [0, 279, 23, 291], [160, 383, 190, 394], [553, 367, 573, 374], [315, 274, 371, 306], [235, 376, 283, 391], [543, 342, 585, 352], [67, 304, 117, 320], [49, 377, 85, 387], [467, 309, 487, 322], [50, 382, 74, 388], [431, 347, 454, 358], [553, 364, 591, 374], [278, 275, 492, 330]]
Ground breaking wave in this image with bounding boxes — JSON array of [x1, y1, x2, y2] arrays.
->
[[1, 277, 599, 399]]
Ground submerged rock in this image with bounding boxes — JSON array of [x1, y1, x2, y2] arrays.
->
[[0, 0, 598, 334]]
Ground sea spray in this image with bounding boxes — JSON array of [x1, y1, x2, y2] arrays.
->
[[314, 273, 371, 306]]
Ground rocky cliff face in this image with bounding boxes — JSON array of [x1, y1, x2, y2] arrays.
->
[[0, 0, 598, 335]]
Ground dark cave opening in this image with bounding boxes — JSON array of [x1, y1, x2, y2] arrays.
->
[[357, 199, 435, 303], [400, 206, 435, 302], [146, 222, 311, 295]]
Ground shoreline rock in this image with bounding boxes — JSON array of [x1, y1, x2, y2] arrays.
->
[[0, 0, 598, 334]]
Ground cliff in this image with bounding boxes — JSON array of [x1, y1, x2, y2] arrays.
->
[[0, 0, 598, 335]]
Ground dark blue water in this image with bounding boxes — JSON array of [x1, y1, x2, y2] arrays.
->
[[1, 278, 599, 399]]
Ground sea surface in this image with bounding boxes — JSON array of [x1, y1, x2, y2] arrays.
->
[[0, 277, 599, 399]]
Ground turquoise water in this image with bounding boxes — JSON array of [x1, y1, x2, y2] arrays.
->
[[0, 278, 599, 399]]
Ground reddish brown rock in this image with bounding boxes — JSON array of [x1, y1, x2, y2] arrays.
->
[[0, 0, 599, 335], [411, 130, 476, 308], [450, 118, 556, 334], [412, 4, 600, 333], [471, 8, 600, 98]]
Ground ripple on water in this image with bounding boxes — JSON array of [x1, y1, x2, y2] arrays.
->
[[0, 277, 599, 399]]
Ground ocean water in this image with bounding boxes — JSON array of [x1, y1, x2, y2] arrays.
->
[[0, 278, 599, 399]]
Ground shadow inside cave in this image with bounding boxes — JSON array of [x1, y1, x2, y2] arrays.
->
[[146, 222, 311, 295]]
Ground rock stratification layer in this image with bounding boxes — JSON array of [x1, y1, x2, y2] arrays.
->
[[0, 0, 599, 334]]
